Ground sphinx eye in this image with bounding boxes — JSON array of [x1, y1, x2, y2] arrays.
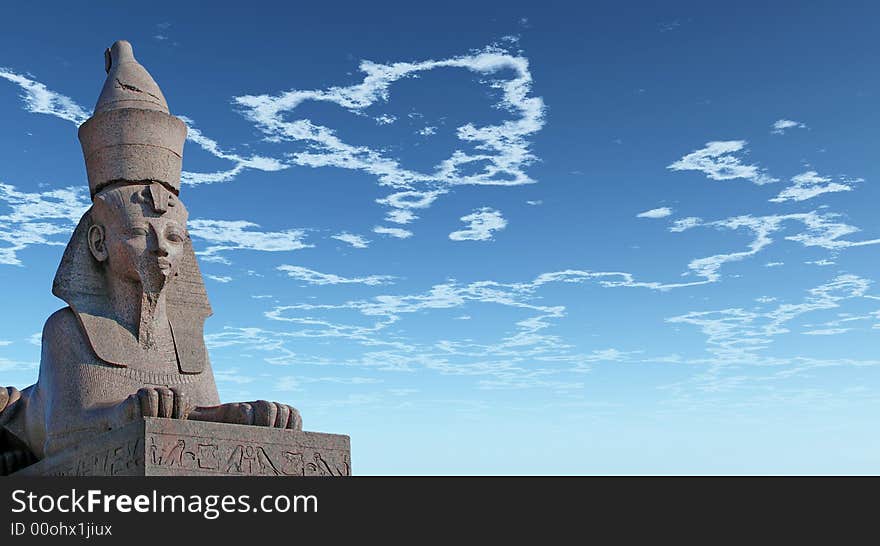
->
[[166, 229, 185, 243], [130, 227, 149, 237]]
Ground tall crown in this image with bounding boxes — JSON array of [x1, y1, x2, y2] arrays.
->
[[78, 40, 187, 198]]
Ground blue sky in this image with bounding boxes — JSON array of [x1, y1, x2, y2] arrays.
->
[[2, 1, 880, 474]]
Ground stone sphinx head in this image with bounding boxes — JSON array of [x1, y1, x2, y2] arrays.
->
[[89, 182, 188, 295], [52, 40, 211, 374]]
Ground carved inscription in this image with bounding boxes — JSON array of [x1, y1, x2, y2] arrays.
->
[[43, 437, 143, 476], [146, 434, 351, 476]]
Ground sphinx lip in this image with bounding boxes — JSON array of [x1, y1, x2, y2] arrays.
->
[[157, 258, 172, 270]]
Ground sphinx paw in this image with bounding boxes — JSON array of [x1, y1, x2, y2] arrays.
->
[[133, 386, 189, 419], [210, 401, 301, 429]]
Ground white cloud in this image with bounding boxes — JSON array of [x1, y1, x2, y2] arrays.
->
[[637, 207, 673, 219], [667, 141, 777, 185], [669, 217, 702, 232], [769, 171, 860, 203], [0, 70, 284, 187], [806, 259, 835, 266], [449, 207, 507, 241], [526, 200, 542, 206], [667, 274, 871, 362], [671, 211, 880, 284], [802, 328, 850, 336], [0, 182, 90, 266], [764, 262, 784, 267], [233, 45, 545, 226], [0, 68, 90, 124], [374, 114, 396, 125], [277, 265, 394, 286], [0, 357, 37, 372], [187, 219, 313, 260], [384, 209, 418, 224], [771, 119, 807, 135], [418, 126, 437, 136], [213, 368, 255, 384], [177, 116, 288, 185], [244, 268, 695, 386], [206, 274, 233, 283], [331, 232, 370, 248], [373, 226, 413, 239]]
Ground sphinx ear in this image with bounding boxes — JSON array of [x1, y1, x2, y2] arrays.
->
[[88, 224, 108, 262]]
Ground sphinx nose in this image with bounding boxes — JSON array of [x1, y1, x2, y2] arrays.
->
[[155, 239, 170, 257], [149, 226, 170, 256]]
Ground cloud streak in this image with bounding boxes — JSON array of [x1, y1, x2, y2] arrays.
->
[[234, 44, 546, 227], [771, 119, 807, 135], [188, 219, 312, 262], [769, 171, 860, 203], [0, 182, 90, 266], [668, 141, 777, 185], [0, 68, 90, 124], [331, 232, 370, 248], [637, 207, 673, 219], [277, 265, 394, 286], [449, 207, 507, 241], [0, 68, 283, 187]]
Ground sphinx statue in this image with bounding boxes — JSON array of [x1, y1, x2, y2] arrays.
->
[[0, 41, 301, 475]]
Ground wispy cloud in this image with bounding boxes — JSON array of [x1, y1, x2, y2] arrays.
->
[[177, 116, 288, 185], [0, 357, 37, 372], [802, 328, 850, 336], [669, 216, 702, 232], [374, 114, 396, 125], [384, 210, 417, 225], [373, 226, 413, 239], [277, 265, 394, 286], [234, 268, 705, 387], [769, 171, 860, 203], [659, 20, 682, 32], [0, 182, 90, 266], [206, 274, 233, 283], [668, 140, 777, 185], [449, 207, 507, 241], [771, 119, 807, 135], [187, 219, 312, 262], [637, 207, 673, 219], [233, 44, 545, 226], [331, 232, 370, 248], [0, 68, 90, 124], [670, 211, 880, 284], [0, 69, 283, 187], [668, 274, 871, 362]]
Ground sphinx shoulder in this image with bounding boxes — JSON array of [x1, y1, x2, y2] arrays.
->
[[40, 307, 94, 364], [42, 307, 80, 340]]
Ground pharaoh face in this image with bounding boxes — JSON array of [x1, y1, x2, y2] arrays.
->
[[88, 183, 189, 293]]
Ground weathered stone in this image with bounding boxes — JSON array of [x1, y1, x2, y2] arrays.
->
[[0, 40, 340, 476], [13, 418, 351, 477], [80, 39, 185, 197]]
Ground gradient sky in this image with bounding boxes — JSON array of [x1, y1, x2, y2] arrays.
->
[[2, 1, 880, 474]]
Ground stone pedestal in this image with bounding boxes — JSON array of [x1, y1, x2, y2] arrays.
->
[[13, 418, 351, 476]]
